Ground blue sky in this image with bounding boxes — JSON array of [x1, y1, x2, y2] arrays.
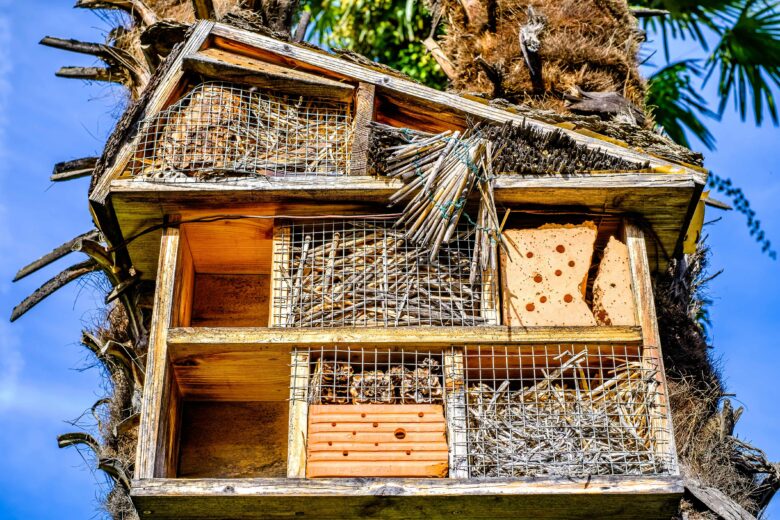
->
[[0, 1, 778, 519]]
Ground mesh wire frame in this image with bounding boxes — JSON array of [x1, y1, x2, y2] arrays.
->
[[124, 82, 352, 180], [272, 219, 500, 328]]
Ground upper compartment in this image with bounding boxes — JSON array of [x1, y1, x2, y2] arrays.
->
[[96, 21, 706, 285]]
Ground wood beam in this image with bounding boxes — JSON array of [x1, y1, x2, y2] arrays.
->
[[349, 82, 376, 175], [287, 350, 309, 478], [182, 48, 355, 101], [131, 475, 684, 519], [56, 66, 116, 83], [136, 226, 181, 478], [168, 325, 643, 350]]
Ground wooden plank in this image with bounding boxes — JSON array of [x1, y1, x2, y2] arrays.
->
[[207, 23, 706, 182], [685, 480, 755, 520], [307, 404, 448, 478], [51, 156, 97, 182], [171, 229, 194, 327], [287, 351, 309, 478], [349, 82, 376, 175], [171, 344, 290, 401], [624, 223, 678, 471], [270, 224, 290, 327], [190, 274, 270, 327], [183, 48, 355, 101], [167, 325, 643, 349], [178, 402, 288, 478], [443, 347, 468, 478], [131, 475, 684, 519], [181, 219, 274, 275], [135, 226, 180, 479]]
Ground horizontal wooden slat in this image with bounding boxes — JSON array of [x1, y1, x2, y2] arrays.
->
[[167, 325, 643, 349], [309, 422, 444, 434], [131, 475, 684, 519], [307, 431, 446, 443], [308, 451, 449, 462], [306, 460, 448, 478], [309, 441, 446, 450]]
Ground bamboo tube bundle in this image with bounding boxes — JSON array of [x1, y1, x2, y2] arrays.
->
[[465, 353, 667, 477], [370, 122, 507, 272], [128, 82, 351, 179], [282, 221, 495, 328]]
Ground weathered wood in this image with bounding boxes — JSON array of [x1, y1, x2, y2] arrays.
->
[[349, 82, 376, 175], [172, 229, 194, 328], [191, 274, 270, 327], [13, 229, 99, 281], [624, 223, 678, 468], [685, 480, 756, 520], [130, 475, 684, 519], [178, 402, 288, 478], [10, 259, 100, 322], [168, 325, 643, 349], [75, 0, 159, 27], [191, 0, 216, 20], [182, 48, 355, 101], [287, 351, 309, 478], [443, 348, 468, 478], [56, 66, 116, 83], [40, 36, 148, 85], [51, 156, 98, 182], [135, 227, 180, 479]]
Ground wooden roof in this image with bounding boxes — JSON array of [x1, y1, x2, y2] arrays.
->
[[91, 20, 706, 279]]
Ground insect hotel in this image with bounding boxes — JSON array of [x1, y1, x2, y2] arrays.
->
[[93, 21, 704, 519]]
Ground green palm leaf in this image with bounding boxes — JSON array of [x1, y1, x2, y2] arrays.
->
[[647, 60, 720, 149]]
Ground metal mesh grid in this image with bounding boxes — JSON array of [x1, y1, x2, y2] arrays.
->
[[291, 347, 445, 405], [124, 82, 352, 180], [449, 344, 675, 478], [272, 219, 499, 328]]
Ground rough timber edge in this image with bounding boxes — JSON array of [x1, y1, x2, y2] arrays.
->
[[130, 475, 684, 519], [89, 20, 707, 208]]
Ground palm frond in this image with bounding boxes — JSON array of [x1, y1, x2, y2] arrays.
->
[[705, 0, 780, 124], [647, 60, 720, 149]]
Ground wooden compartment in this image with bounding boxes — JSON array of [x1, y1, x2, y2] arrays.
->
[[306, 404, 448, 478], [174, 218, 274, 328]]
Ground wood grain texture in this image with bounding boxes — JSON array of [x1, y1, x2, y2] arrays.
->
[[287, 351, 309, 478], [349, 82, 376, 175], [443, 348, 468, 478], [183, 48, 355, 101], [171, 343, 290, 401], [177, 401, 288, 478], [182, 219, 274, 274], [167, 325, 643, 349], [624, 223, 678, 469], [190, 274, 270, 327], [131, 475, 684, 519], [307, 405, 448, 478], [136, 227, 180, 479]]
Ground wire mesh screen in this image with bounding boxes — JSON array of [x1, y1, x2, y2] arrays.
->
[[451, 344, 675, 478], [124, 82, 352, 180], [291, 347, 446, 405], [273, 219, 499, 328]]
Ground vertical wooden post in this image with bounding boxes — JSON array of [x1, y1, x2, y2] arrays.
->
[[624, 222, 678, 472], [136, 226, 181, 479], [287, 350, 310, 478], [444, 347, 468, 478], [270, 223, 291, 327], [349, 82, 376, 176]]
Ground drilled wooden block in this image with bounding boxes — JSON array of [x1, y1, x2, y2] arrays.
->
[[306, 404, 448, 478]]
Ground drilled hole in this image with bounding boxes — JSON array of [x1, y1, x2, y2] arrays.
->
[[343, 451, 349, 457], [418, 412, 424, 418], [331, 422, 337, 427], [373, 422, 378, 428], [394, 428, 407, 440]]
